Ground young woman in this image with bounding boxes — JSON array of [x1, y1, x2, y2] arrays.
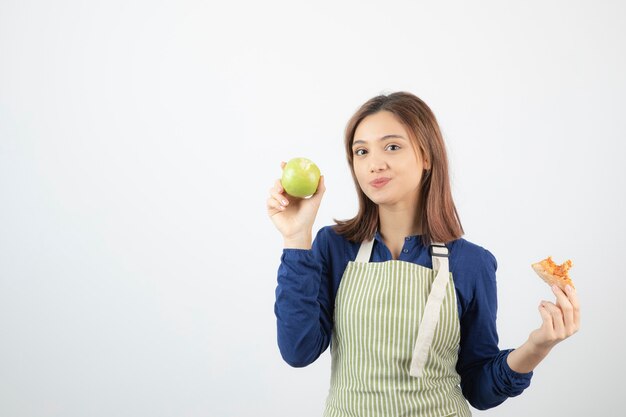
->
[[266, 92, 580, 416]]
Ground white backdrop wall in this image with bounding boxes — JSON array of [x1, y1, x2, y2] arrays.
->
[[1, 1, 624, 416]]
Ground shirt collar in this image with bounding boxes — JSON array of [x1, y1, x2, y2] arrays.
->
[[374, 229, 424, 244]]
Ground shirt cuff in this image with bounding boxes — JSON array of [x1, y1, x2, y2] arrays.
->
[[500, 349, 533, 393], [282, 248, 312, 254], [281, 248, 315, 264]]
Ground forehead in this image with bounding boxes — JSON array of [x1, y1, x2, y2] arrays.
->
[[353, 111, 409, 142]]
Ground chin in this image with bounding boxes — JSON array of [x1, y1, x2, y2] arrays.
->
[[366, 193, 396, 206]]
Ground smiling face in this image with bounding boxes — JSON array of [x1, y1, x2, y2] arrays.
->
[[352, 110, 429, 207]]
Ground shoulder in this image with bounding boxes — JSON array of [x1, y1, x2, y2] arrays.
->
[[315, 225, 351, 251], [449, 237, 498, 281], [450, 237, 496, 266], [448, 237, 499, 313], [313, 225, 359, 262], [315, 224, 352, 245], [313, 225, 348, 252], [314, 224, 339, 248]]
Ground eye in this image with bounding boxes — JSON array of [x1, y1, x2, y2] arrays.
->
[[354, 148, 367, 156], [386, 144, 401, 151]]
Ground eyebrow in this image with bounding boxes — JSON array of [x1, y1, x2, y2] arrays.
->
[[352, 134, 406, 147]]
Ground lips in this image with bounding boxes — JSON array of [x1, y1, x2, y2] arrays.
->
[[370, 177, 391, 188]]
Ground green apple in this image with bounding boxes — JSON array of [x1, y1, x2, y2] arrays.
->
[[281, 157, 321, 198]]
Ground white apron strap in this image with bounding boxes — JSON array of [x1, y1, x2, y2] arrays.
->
[[354, 239, 374, 263], [409, 242, 450, 378]]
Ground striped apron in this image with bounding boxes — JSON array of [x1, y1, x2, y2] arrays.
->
[[323, 239, 471, 417]]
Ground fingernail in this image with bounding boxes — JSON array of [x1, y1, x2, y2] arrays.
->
[[281, 199, 288, 206], [565, 284, 573, 292]]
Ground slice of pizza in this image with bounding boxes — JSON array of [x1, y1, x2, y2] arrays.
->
[[531, 256, 575, 291]]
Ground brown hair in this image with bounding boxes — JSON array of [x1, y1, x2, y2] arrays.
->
[[332, 91, 464, 246]]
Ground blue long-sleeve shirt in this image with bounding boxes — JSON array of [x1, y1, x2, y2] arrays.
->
[[274, 225, 532, 410]]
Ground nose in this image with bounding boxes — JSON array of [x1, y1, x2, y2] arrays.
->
[[369, 157, 388, 173]]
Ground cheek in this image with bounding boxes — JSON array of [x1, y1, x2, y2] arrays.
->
[[352, 162, 364, 180], [411, 171, 424, 187], [353, 166, 369, 189], [354, 171, 365, 187]]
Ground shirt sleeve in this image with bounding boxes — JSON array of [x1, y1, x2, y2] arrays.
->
[[456, 248, 533, 410], [274, 227, 334, 367]]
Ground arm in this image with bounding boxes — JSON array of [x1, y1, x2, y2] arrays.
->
[[267, 166, 329, 367], [274, 227, 334, 367], [456, 248, 533, 410]]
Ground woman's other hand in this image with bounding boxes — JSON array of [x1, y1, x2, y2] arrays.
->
[[266, 161, 326, 249]]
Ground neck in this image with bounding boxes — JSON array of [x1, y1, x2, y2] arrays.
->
[[378, 199, 423, 242]]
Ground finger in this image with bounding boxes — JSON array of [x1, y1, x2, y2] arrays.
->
[[266, 196, 286, 213], [270, 188, 289, 208], [272, 179, 284, 194], [565, 284, 581, 330], [538, 301, 553, 329], [542, 301, 566, 339], [552, 285, 575, 333], [268, 180, 287, 209], [268, 180, 289, 206], [536, 301, 555, 344], [280, 161, 286, 169]]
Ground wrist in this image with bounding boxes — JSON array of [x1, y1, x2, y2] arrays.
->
[[284, 232, 312, 249], [507, 340, 552, 374], [526, 338, 554, 357]]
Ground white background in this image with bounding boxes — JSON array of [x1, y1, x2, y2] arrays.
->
[[1, 1, 624, 416]]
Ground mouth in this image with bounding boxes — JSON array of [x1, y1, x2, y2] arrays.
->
[[370, 177, 391, 188]]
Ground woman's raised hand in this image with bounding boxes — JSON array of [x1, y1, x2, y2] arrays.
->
[[528, 284, 581, 352], [267, 161, 326, 249], [506, 284, 581, 374]]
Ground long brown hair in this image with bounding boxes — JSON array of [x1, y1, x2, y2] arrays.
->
[[332, 91, 464, 246]]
